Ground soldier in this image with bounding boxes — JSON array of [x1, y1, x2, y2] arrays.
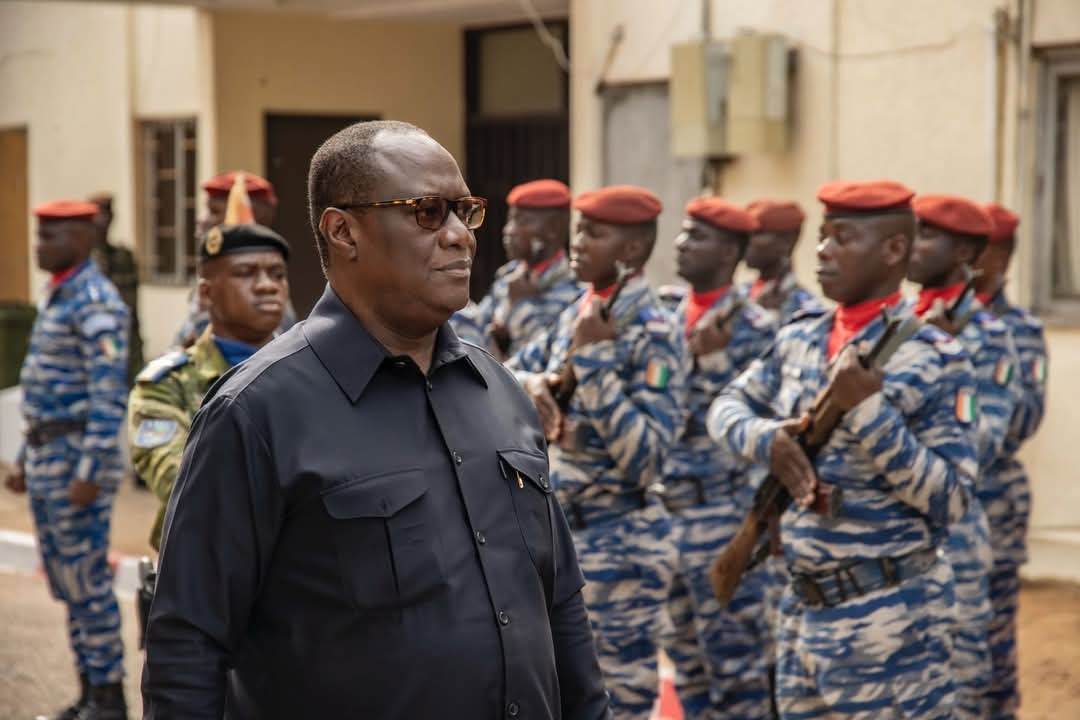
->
[[973, 203, 1047, 719], [173, 171, 293, 348], [742, 199, 824, 324], [660, 197, 777, 719], [708, 180, 978, 719], [908, 194, 1021, 720], [511, 185, 685, 718], [127, 219, 289, 550], [5, 200, 130, 720], [88, 192, 144, 385], [450, 179, 581, 357]]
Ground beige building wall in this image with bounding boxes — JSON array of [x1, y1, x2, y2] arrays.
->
[[210, 12, 465, 174], [570, 0, 1080, 579]]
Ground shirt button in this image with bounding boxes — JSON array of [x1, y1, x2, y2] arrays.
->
[[393, 360, 407, 369], [475, 530, 486, 545], [507, 702, 519, 717], [498, 610, 510, 625], [539, 473, 550, 489], [426, 380, 433, 391], [453, 451, 463, 465]]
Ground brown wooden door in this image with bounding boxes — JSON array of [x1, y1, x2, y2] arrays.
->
[[265, 113, 377, 319], [464, 22, 569, 301], [0, 127, 30, 302]]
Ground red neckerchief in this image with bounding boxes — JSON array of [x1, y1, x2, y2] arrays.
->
[[913, 281, 966, 318], [578, 281, 619, 316], [749, 278, 767, 300], [49, 264, 81, 288], [529, 249, 564, 276], [828, 291, 903, 359], [976, 292, 992, 306], [685, 286, 729, 336]]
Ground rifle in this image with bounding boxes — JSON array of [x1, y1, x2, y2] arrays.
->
[[549, 261, 634, 412], [942, 267, 983, 330], [708, 307, 922, 607], [492, 240, 549, 357]]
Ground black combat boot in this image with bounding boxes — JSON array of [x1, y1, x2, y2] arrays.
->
[[77, 683, 127, 720], [35, 672, 90, 720]]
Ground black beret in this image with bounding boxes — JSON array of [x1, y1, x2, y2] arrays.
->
[[201, 223, 290, 262]]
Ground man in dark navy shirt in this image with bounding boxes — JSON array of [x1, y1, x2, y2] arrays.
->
[[142, 120, 609, 720]]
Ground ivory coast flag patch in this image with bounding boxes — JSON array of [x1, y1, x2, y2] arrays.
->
[[645, 359, 671, 389], [993, 358, 1013, 385], [1032, 357, 1047, 384], [99, 336, 120, 359], [955, 389, 976, 423]]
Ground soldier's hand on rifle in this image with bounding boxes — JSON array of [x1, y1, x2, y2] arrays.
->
[[922, 298, 962, 336], [687, 309, 733, 357], [525, 374, 563, 441], [573, 298, 617, 347], [68, 478, 100, 507], [769, 415, 816, 507], [506, 263, 541, 305], [829, 344, 884, 412], [4, 463, 26, 494]]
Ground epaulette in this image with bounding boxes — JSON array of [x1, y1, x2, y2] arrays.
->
[[919, 324, 966, 359], [136, 351, 190, 383], [784, 304, 828, 326], [655, 284, 686, 307], [493, 260, 523, 281], [969, 309, 1009, 336], [639, 304, 673, 336], [741, 302, 774, 330]]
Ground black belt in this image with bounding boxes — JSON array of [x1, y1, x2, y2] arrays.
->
[[25, 419, 86, 448], [566, 483, 665, 531], [790, 547, 939, 608]]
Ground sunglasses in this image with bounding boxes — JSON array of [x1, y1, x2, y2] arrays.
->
[[339, 196, 488, 231]]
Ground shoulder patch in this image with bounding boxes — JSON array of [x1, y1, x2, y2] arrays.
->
[[644, 358, 671, 389], [955, 387, 977, 424], [640, 305, 673, 335], [934, 335, 965, 356], [80, 312, 118, 337], [136, 351, 190, 384], [785, 304, 828, 325], [133, 418, 179, 448]]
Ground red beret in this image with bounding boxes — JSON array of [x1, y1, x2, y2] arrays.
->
[[746, 199, 805, 232], [817, 180, 915, 216], [912, 194, 993, 237], [984, 203, 1019, 243], [685, 196, 758, 233], [202, 171, 278, 205], [573, 185, 662, 225], [506, 179, 571, 209], [33, 200, 100, 221]]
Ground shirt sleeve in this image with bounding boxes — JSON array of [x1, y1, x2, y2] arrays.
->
[[548, 500, 611, 720], [143, 395, 284, 718], [1009, 316, 1048, 445], [570, 325, 685, 487], [706, 341, 786, 468], [841, 346, 977, 528], [74, 301, 130, 482], [970, 324, 1021, 470], [127, 378, 192, 505]]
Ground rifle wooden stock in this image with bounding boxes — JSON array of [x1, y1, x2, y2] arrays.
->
[[708, 308, 920, 607]]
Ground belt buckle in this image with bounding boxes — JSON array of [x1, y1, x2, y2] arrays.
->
[[793, 575, 827, 607], [878, 556, 898, 585]]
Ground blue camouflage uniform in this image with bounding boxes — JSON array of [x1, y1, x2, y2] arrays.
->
[[660, 286, 778, 719], [708, 305, 978, 719], [449, 253, 582, 356], [18, 259, 129, 686], [738, 271, 826, 327], [980, 288, 1048, 718], [912, 290, 1022, 720], [510, 274, 685, 718]]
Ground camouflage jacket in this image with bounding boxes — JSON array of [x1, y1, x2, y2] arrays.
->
[[127, 328, 230, 549], [982, 289, 1047, 452], [92, 242, 143, 382], [708, 305, 978, 571], [737, 270, 826, 327]]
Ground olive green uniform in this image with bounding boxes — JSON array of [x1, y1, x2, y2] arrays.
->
[[126, 329, 229, 549]]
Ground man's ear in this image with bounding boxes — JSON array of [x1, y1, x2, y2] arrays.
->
[[320, 208, 359, 262], [881, 231, 910, 269]]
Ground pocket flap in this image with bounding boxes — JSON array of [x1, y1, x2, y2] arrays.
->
[[322, 469, 428, 519], [498, 448, 552, 493]]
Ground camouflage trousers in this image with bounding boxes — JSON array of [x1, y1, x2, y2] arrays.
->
[[26, 438, 125, 686], [981, 461, 1031, 719], [666, 502, 774, 719], [575, 501, 678, 719], [943, 499, 993, 720], [776, 554, 956, 719]]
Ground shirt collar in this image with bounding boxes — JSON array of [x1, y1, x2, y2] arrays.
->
[[303, 284, 488, 404]]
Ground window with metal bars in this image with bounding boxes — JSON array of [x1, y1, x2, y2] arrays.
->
[[141, 118, 197, 284]]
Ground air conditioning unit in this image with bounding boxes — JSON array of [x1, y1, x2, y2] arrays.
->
[[670, 32, 791, 157]]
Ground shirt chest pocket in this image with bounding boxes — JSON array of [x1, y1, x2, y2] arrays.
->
[[498, 449, 555, 596], [321, 469, 446, 613]]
